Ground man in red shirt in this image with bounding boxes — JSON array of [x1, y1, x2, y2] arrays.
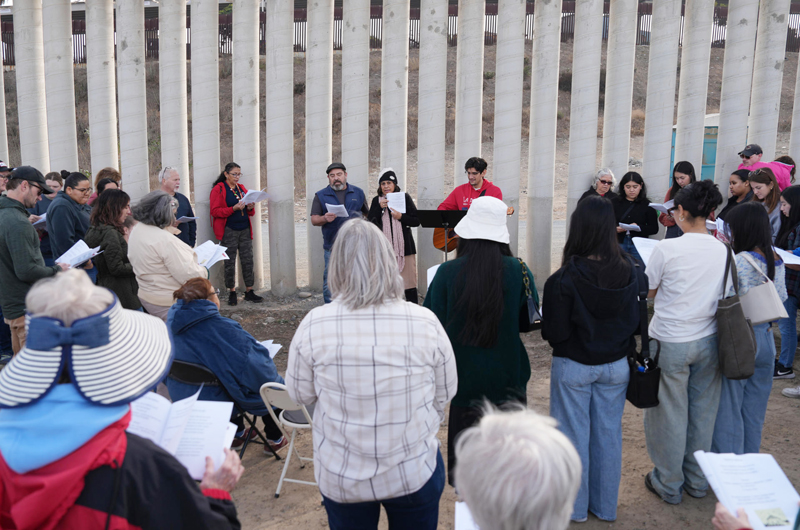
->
[[438, 157, 503, 211]]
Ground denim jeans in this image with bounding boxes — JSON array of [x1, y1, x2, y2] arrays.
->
[[620, 234, 643, 264], [550, 356, 629, 521], [85, 264, 98, 284], [321, 450, 445, 530], [778, 295, 798, 368], [644, 334, 721, 503], [323, 248, 332, 303], [712, 323, 775, 454]]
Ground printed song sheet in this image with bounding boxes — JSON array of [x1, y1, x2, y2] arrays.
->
[[632, 237, 659, 266], [619, 223, 641, 232], [242, 188, 269, 204], [325, 203, 350, 218], [55, 240, 102, 268], [195, 241, 229, 268], [649, 200, 674, 215], [258, 340, 283, 359], [386, 192, 406, 213]]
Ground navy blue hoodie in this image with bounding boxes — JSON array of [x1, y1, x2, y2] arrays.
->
[[166, 299, 283, 415]]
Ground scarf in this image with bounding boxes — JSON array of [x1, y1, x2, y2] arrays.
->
[[382, 206, 405, 272]]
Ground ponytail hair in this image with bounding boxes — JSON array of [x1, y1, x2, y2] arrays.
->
[[673, 179, 722, 220], [213, 162, 241, 186]]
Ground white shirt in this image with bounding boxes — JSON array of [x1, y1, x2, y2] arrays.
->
[[646, 232, 728, 342], [285, 299, 457, 503]]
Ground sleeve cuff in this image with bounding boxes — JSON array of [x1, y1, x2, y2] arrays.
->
[[202, 488, 232, 501]]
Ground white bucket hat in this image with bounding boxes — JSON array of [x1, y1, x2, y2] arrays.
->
[[454, 196, 510, 244], [0, 296, 173, 408]]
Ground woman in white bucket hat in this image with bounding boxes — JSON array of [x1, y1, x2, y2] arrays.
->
[[0, 269, 243, 529], [423, 196, 539, 486]]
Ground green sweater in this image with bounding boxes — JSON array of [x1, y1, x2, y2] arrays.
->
[[0, 196, 60, 319], [423, 255, 534, 408], [84, 224, 141, 310]]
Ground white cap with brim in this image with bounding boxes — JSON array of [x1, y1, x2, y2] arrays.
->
[[454, 196, 510, 245], [0, 296, 173, 408]]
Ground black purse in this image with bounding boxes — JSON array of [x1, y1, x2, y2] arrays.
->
[[626, 259, 662, 409], [517, 258, 542, 332]]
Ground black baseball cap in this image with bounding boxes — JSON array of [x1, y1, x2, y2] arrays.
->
[[326, 162, 347, 174], [0, 161, 12, 173], [738, 144, 763, 157], [10, 166, 54, 194]]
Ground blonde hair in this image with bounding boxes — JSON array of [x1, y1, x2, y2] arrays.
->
[[328, 219, 404, 309], [26, 269, 114, 326]]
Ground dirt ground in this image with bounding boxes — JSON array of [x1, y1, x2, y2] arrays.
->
[[221, 296, 800, 530]]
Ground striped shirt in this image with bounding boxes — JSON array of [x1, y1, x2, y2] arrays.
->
[[285, 299, 457, 503]]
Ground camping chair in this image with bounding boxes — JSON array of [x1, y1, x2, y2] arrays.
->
[[168, 360, 281, 460], [259, 382, 316, 497]]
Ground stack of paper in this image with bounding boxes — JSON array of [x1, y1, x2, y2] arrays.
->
[[386, 192, 407, 213], [242, 188, 269, 204], [128, 388, 238, 480], [649, 200, 674, 215], [619, 223, 641, 232], [258, 339, 283, 359], [56, 240, 102, 268], [695, 451, 800, 530], [195, 241, 229, 268], [32, 213, 47, 229]]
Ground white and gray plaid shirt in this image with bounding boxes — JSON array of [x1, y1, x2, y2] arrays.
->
[[285, 299, 457, 503]]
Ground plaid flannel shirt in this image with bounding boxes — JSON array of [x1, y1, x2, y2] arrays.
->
[[285, 299, 457, 503]]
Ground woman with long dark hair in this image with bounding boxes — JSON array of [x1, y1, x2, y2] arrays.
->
[[712, 202, 785, 454], [643, 180, 726, 505], [83, 190, 140, 310], [543, 196, 640, 523], [749, 167, 782, 240], [613, 171, 658, 262], [774, 186, 800, 380], [210, 162, 262, 306], [717, 169, 754, 221], [659, 161, 697, 239], [367, 168, 420, 303], [424, 196, 537, 486]]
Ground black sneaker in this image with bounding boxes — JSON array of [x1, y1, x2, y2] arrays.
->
[[244, 290, 263, 303], [228, 291, 238, 306], [774, 363, 795, 379]]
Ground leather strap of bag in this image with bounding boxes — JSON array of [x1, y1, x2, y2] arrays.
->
[[630, 257, 659, 365], [739, 252, 772, 284], [620, 202, 637, 223], [722, 244, 739, 298]]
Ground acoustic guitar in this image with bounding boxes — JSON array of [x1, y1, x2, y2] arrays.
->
[[433, 206, 515, 252]]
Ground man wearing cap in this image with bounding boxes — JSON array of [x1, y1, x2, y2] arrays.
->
[[0, 167, 68, 354], [0, 161, 11, 195], [437, 157, 503, 211], [738, 143, 794, 191], [310, 162, 369, 303]]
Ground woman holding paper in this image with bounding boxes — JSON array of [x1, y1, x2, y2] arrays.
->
[[128, 191, 209, 321], [711, 203, 785, 454], [717, 169, 754, 221], [83, 189, 141, 310], [209, 162, 262, 306], [643, 180, 726, 505], [612, 172, 658, 263], [659, 161, 697, 239], [166, 277, 288, 453], [367, 168, 421, 303], [543, 196, 640, 523], [774, 186, 800, 382]]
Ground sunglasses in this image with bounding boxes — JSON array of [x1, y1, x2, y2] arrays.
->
[[31, 183, 44, 196], [740, 154, 752, 159], [599, 180, 613, 185]]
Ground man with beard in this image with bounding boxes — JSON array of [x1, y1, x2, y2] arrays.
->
[[310, 163, 368, 303]]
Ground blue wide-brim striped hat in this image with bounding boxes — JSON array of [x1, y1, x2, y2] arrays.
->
[[0, 297, 173, 408]]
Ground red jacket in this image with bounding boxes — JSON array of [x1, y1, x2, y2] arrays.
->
[[210, 182, 255, 241], [437, 180, 503, 211]]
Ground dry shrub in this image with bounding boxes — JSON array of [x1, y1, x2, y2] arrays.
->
[[630, 108, 646, 136]]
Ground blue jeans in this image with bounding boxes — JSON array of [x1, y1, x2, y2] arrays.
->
[[43, 257, 55, 267], [712, 322, 775, 454], [778, 295, 798, 368], [321, 450, 445, 530], [644, 334, 721, 503], [550, 356, 629, 521], [323, 248, 332, 303], [620, 235, 643, 264], [85, 264, 98, 284]]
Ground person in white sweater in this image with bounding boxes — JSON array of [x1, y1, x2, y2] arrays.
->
[[128, 191, 208, 320]]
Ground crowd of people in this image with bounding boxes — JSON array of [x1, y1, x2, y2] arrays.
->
[[0, 144, 796, 529]]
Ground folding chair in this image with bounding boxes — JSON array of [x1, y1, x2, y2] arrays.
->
[[168, 360, 281, 460], [259, 382, 316, 497]]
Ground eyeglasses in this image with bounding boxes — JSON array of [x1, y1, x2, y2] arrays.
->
[[599, 180, 613, 185], [73, 186, 93, 194], [30, 184, 44, 197], [228, 172, 242, 178], [740, 154, 751, 159]]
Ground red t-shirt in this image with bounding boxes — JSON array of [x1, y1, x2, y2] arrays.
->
[[437, 180, 503, 211]]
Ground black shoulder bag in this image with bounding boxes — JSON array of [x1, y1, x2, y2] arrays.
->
[[517, 258, 542, 332], [626, 259, 662, 408]]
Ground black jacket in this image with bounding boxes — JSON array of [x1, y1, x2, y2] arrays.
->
[[367, 193, 420, 256], [542, 256, 642, 365], [174, 191, 197, 247], [613, 197, 659, 242], [579, 187, 618, 203], [717, 190, 754, 221]]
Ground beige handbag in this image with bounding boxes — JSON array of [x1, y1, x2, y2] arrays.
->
[[738, 252, 789, 325]]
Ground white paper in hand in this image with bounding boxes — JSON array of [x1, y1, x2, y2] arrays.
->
[[427, 264, 441, 288], [455, 502, 481, 530], [619, 223, 641, 232], [258, 339, 283, 359], [195, 241, 229, 268], [649, 200, 674, 215], [631, 237, 659, 266], [242, 188, 269, 204], [176, 216, 198, 224], [325, 203, 350, 218], [32, 213, 47, 228], [775, 247, 800, 266], [56, 240, 103, 268], [386, 192, 406, 214]]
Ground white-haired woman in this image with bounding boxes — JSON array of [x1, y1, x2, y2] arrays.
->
[[579, 168, 618, 203], [128, 190, 208, 321], [0, 269, 244, 528], [455, 406, 581, 530], [367, 168, 421, 303], [286, 219, 457, 530]]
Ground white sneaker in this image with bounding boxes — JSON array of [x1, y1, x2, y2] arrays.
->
[[782, 386, 800, 398]]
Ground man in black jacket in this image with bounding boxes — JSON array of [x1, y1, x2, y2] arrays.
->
[[159, 166, 197, 247]]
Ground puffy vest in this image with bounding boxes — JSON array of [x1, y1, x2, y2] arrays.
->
[[315, 184, 367, 250]]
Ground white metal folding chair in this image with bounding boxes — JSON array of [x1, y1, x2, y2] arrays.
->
[[259, 382, 316, 498]]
